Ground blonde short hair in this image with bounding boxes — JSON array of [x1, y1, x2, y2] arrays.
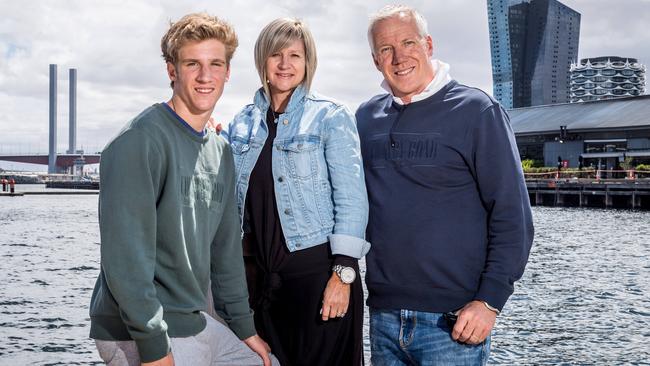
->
[[161, 13, 238, 87], [254, 18, 318, 98]]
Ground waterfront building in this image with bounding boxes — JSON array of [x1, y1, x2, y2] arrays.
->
[[487, 0, 581, 108], [509, 95, 650, 170], [570, 57, 646, 103]]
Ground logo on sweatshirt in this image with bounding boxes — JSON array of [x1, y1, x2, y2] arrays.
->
[[181, 174, 224, 208], [366, 134, 438, 168]]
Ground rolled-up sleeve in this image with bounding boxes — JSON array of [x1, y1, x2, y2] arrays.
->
[[323, 105, 371, 258]]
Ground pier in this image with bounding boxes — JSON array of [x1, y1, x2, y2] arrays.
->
[[45, 181, 99, 190], [527, 179, 650, 209]]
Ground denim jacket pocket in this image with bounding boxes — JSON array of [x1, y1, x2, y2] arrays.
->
[[277, 135, 321, 179]]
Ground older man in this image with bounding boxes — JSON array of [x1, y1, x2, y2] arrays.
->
[[356, 5, 534, 365]]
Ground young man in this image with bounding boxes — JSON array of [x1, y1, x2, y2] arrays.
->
[[356, 5, 534, 365], [89, 13, 276, 366]]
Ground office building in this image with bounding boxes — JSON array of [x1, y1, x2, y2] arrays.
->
[[487, 0, 581, 108]]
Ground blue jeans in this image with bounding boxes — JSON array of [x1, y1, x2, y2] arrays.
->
[[370, 308, 491, 366]]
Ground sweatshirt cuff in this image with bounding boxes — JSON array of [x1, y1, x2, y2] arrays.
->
[[474, 275, 514, 312], [329, 234, 371, 259], [136, 332, 171, 363], [228, 312, 257, 341]]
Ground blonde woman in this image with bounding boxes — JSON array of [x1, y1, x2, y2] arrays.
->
[[223, 18, 369, 366]]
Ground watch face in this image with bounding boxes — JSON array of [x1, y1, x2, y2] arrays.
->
[[340, 267, 356, 283]]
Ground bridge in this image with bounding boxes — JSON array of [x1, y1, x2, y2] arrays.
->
[[0, 65, 102, 174], [0, 154, 100, 171]]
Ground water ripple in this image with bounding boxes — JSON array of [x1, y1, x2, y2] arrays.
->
[[490, 207, 650, 365], [1, 195, 650, 364]]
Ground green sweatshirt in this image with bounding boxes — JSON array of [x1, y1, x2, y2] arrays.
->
[[89, 103, 255, 363]]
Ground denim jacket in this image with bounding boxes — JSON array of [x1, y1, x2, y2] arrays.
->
[[223, 85, 370, 258]]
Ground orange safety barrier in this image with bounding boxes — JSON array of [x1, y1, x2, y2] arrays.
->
[[521, 169, 649, 181]]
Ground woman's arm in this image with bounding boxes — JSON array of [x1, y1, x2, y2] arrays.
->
[[322, 104, 371, 258]]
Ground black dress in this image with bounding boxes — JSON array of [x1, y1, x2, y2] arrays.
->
[[242, 108, 363, 366]]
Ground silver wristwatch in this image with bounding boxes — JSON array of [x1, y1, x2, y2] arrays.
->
[[332, 265, 356, 284]]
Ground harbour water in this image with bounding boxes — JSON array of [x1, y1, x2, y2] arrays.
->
[[1, 186, 649, 365]]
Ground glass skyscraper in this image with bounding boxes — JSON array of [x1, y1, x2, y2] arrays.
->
[[487, 0, 580, 108]]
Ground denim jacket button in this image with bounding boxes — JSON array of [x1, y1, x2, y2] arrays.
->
[[278, 176, 284, 182], [283, 119, 289, 125], [296, 243, 301, 248], [284, 208, 291, 215]]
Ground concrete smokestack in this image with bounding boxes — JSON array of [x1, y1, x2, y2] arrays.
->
[[48, 64, 57, 174], [68, 68, 77, 154]]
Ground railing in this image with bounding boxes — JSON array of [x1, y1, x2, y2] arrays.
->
[[525, 169, 650, 181]]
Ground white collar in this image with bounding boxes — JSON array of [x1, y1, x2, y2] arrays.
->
[[380, 59, 452, 105]]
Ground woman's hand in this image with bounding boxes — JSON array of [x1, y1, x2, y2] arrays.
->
[[320, 273, 350, 321], [206, 117, 222, 134]]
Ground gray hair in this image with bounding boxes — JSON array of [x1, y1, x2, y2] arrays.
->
[[367, 5, 429, 54], [254, 18, 318, 99]]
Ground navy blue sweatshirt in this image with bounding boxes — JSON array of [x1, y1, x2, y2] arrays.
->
[[356, 80, 534, 313]]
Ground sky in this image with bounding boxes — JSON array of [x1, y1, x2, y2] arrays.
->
[[1, 0, 649, 171]]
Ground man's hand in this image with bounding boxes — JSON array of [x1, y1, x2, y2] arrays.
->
[[141, 352, 174, 366], [243, 334, 272, 366], [451, 300, 497, 345], [320, 273, 351, 321]]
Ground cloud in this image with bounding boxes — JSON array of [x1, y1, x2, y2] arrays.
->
[[1, 0, 649, 171], [564, 0, 650, 63]]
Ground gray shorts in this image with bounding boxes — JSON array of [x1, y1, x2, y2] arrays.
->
[[95, 312, 279, 366]]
